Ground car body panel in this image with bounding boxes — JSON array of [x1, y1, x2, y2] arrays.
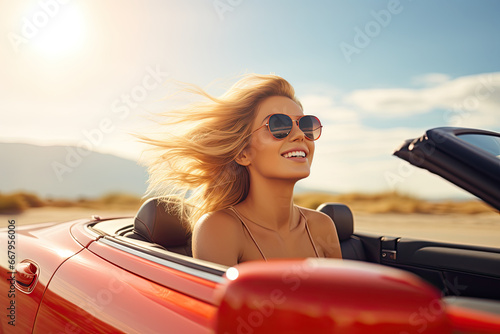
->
[[0, 220, 86, 333], [33, 248, 216, 333], [71, 216, 103, 247], [87, 237, 222, 304], [447, 305, 500, 334]]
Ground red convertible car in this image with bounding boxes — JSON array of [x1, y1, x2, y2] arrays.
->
[[2, 127, 500, 333]]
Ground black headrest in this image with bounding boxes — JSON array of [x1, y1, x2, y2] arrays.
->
[[134, 197, 191, 248], [316, 203, 353, 241]]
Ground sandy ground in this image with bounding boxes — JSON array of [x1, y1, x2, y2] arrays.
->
[[354, 212, 500, 248], [0, 207, 137, 227], [1, 207, 499, 248]]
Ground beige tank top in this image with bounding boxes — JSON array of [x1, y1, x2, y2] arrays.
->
[[228, 206, 320, 261]]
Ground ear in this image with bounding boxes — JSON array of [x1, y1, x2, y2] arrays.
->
[[235, 148, 251, 167]]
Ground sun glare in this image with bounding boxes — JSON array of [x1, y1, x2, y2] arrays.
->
[[31, 5, 86, 59]]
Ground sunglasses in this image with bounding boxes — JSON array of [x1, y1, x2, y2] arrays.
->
[[251, 114, 323, 141]]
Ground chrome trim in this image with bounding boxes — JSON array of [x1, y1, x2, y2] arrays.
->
[[84, 222, 104, 238], [99, 237, 226, 283]]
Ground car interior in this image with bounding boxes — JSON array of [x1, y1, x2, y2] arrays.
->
[[90, 196, 500, 315]]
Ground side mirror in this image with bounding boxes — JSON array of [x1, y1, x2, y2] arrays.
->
[[215, 259, 452, 333]]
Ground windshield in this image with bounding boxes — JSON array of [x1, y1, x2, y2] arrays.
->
[[458, 133, 500, 159]]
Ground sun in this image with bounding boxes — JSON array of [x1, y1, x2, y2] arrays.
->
[[31, 5, 86, 59]]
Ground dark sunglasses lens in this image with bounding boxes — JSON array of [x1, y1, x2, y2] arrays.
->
[[269, 114, 293, 139], [299, 116, 322, 140]]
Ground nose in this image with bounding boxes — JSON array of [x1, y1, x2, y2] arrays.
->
[[288, 120, 306, 141]]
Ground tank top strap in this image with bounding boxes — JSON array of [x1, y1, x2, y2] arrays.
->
[[228, 207, 267, 261], [297, 207, 321, 258]]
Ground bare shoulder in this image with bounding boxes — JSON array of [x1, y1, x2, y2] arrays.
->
[[298, 206, 342, 259], [298, 206, 337, 232], [192, 209, 243, 266], [193, 209, 242, 235]]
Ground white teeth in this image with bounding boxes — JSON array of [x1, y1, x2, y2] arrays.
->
[[282, 150, 306, 158]]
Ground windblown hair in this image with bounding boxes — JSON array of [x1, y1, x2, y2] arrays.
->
[[138, 74, 302, 230]]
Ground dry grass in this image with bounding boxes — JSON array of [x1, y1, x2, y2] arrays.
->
[[0, 192, 145, 213], [0, 193, 28, 213], [294, 191, 496, 215]]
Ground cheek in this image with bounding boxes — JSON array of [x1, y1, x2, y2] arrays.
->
[[248, 134, 278, 159], [308, 143, 315, 164]]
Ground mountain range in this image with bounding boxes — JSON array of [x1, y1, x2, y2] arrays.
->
[[0, 143, 148, 199]]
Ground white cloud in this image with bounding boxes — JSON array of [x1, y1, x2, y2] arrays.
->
[[411, 73, 451, 87], [344, 72, 500, 128], [300, 95, 359, 124]]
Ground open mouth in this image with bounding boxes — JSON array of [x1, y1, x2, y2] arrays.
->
[[281, 150, 307, 158]]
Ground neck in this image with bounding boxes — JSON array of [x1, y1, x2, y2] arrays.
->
[[237, 175, 298, 232]]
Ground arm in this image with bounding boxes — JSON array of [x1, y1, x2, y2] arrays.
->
[[192, 210, 243, 267]]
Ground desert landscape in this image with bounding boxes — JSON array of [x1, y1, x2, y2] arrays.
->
[[1, 191, 499, 248]]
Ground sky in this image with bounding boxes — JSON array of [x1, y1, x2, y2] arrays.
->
[[1, 0, 499, 200]]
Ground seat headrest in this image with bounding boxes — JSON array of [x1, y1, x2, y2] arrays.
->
[[316, 203, 353, 241], [134, 197, 191, 248]]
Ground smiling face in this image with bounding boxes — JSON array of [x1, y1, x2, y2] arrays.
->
[[237, 96, 315, 182]]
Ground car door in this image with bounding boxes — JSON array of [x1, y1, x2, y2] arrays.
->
[[32, 218, 225, 333], [361, 234, 500, 300], [0, 221, 86, 334]]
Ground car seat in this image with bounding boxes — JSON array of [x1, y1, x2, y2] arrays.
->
[[316, 203, 366, 261], [126, 197, 192, 256]]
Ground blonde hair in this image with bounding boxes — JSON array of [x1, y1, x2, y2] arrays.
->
[[139, 74, 302, 230]]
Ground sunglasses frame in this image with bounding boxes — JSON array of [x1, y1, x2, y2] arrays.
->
[[251, 114, 323, 141]]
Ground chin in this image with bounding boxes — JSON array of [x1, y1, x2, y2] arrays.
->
[[287, 170, 311, 181]]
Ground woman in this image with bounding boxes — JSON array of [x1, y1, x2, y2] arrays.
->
[[141, 74, 342, 266]]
